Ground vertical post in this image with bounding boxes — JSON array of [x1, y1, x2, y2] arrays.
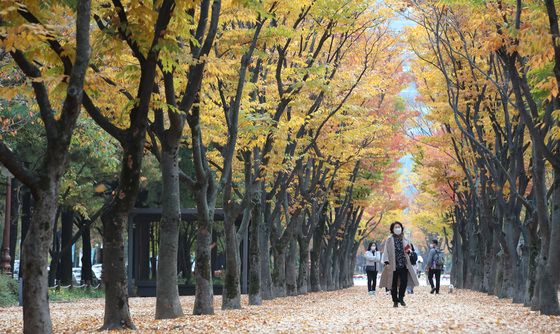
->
[[1, 176, 12, 274]]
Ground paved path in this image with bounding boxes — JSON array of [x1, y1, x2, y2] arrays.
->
[[1, 286, 559, 333]]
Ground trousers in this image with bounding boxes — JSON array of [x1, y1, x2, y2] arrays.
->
[[391, 267, 408, 302]]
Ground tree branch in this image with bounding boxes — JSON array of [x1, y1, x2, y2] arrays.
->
[[0, 142, 38, 198]]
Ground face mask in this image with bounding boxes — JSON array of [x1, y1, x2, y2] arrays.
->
[[394, 227, 402, 235]]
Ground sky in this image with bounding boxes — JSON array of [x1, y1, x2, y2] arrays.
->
[[393, 11, 420, 201]]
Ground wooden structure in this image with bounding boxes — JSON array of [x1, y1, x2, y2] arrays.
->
[[126, 208, 249, 297]]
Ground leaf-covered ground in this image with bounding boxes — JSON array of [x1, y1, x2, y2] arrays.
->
[[1, 286, 559, 333]]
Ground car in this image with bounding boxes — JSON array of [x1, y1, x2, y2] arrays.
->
[[92, 264, 103, 280], [72, 267, 82, 285], [12, 260, 20, 279]]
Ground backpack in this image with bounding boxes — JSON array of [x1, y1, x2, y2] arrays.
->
[[409, 251, 418, 265], [433, 250, 444, 269]]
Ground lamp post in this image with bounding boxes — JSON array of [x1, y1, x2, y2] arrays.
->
[[1, 165, 12, 274]]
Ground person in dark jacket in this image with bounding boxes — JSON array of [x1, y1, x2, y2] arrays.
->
[[425, 239, 443, 294]]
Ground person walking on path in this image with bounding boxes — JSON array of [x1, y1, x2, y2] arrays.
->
[[379, 222, 419, 308], [426, 239, 444, 294], [364, 242, 381, 296]]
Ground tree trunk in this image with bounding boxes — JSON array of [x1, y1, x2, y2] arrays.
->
[[271, 246, 286, 297], [482, 221, 494, 293], [60, 208, 74, 286], [48, 225, 59, 287], [464, 212, 477, 289], [319, 242, 329, 291], [222, 213, 241, 309], [548, 169, 560, 287], [498, 251, 514, 299], [258, 201, 273, 300], [99, 142, 148, 328], [451, 215, 464, 288], [286, 237, 298, 296], [81, 222, 93, 286], [513, 244, 526, 304], [338, 247, 347, 289], [479, 190, 494, 293], [193, 218, 214, 315], [248, 204, 262, 305], [525, 218, 539, 306], [310, 220, 323, 292], [503, 213, 522, 300], [297, 237, 310, 295], [22, 191, 57, 334], [494, 230, 515, 299], [341, 248, 352, 289], [156, 147, 184, 319], [486, 231, 498, 295], [532, 145, 560, 314], [331, 248, 340, 291], [349, 242, 359, 288], [100, 210, 134, 329], [324, 242, 335, 291], [211, 228, 218, 280], [100, 141, 143, 330]]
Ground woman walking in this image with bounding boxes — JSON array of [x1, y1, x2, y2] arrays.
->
[[364, 242, 381, 295], [379, 222, 419, 307]]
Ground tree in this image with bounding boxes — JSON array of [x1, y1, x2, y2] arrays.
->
[[407, 0, 560, 315], [0, 0, 92, 332], [80, 0, 176, 328]]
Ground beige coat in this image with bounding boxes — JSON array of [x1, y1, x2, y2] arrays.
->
[[379, 235, 420, 289]]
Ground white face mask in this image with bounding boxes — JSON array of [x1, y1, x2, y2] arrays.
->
[[394, 227, 402, 235]]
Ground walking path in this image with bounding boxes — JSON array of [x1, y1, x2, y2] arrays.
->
[[2, 286, 559, 333]]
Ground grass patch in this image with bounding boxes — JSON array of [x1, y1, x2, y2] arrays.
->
[[0, 277, 105, 308], [49, 287, 104, 302], [0, 275, 19, 307], [177, 276, 225, 286]]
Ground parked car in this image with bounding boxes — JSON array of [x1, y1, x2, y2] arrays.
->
[[72, 267, 82, 285], [12, 260, 20, 279], [92, 264, 102, 281]]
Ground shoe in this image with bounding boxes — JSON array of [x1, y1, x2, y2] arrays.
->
[[372, 290, 376, 296], [430, 288, 436, 294], [393, 302, 399, 308], [368, 291, 374, 296], [399, 299, 406, 307], [435, 291, 440, 294]]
